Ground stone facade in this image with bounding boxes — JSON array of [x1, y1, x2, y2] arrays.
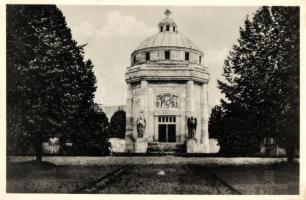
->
[[124, 10, 212, 153]]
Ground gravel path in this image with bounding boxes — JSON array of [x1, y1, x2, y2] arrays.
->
[[93, 165, 241, 194], [7, 156, 289, 166], [75, 166, 128, 193]]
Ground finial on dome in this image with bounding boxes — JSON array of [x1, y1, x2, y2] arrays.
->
[[164, 9, 171, 17]]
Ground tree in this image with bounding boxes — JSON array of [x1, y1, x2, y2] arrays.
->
[[110, 108, 126, 138], [208, 105, 223, 139], [70, 104, 110, 155], [7, 5, 109, 161], [217, 6, 299, 161], [270, 7, 299, 162]]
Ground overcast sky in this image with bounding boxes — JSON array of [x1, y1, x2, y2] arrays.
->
[[58, 5, 259, 107]]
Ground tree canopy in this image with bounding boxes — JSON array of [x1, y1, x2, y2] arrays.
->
[[212, 6, 299, 160], [110, 108, 126, 139], [7, 5, 110, 160]]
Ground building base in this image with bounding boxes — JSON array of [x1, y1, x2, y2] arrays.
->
[[109, 137, 220, 154], [134, 138, 148, 153], [186, 139, 209, 153]]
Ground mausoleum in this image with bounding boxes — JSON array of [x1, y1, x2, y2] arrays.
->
[[120, 9, 214, 154]]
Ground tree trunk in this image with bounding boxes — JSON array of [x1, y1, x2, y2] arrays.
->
[[36, 147, 42, 162], [286, 145, 294, 163], [35, 134, 43, 163]]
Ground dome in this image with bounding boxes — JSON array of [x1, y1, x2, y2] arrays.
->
[[132, 9, 202, 54], [130, 9, 204, 67], [133, 32, 202, 53]]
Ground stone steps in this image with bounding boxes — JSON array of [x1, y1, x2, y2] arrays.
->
[[147, 142, 186, 154]]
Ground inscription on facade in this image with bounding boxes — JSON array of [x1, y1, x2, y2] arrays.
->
[[156, 93, 178, 108]]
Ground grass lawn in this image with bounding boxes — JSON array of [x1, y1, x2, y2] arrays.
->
[[212, 162, 299, 194], [6, 158, 299, 194], [6, 161, 120, 193]]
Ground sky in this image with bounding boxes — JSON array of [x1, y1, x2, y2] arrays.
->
[[58, 5, 259, 107]]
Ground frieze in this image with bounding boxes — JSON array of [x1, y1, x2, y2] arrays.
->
[[156, 93, 178, 108]]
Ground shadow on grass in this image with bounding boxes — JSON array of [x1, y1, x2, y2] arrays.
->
[[7, 161, 57, 178], [6, 161, 120, 193]]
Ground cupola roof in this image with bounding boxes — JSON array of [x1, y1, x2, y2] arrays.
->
[[132, 9, 202, 54]]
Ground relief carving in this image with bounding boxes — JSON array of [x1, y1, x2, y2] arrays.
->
[[156, 93, 178, 108]]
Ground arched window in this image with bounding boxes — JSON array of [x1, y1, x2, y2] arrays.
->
[[160, 26, 163, 32], [133, 56, 136, 64], [185, 52, 189, 61], [166, 25, 170, 31], [146, 52, 150, 61], [173, 26, 176, 32], [165, 51, 170, 60], [199, 56, 202, 64]]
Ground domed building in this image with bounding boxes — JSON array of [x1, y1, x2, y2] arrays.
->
[[124, 9, 210, 153]]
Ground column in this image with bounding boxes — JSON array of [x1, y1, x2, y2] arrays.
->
[[186, 80, 196, 139], [200, 83, 209, 147], [140, 80, 149, 139], [147, 87, 154, 141], [186, 80, 194, 116], [154, 116, 158, 141], [179, 115, 185, 142], [125, 83, 134, 150]]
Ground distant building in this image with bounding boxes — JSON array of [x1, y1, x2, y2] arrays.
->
[[101, 105, 126, 121], [259, 137, 286, 156]]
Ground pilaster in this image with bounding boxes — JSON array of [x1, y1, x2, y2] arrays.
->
[[200, 83, 209, 147], [125, 83, 134, 151], [186, 80, 197, 139], [140, 80, 149, 139]]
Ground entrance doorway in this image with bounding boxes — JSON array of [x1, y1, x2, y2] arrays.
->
[[158, 116, 176, 142]]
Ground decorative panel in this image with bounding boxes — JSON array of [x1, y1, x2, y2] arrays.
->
[[157, 51, 164, 60], [156, 93, 178, 108], [190, 52, 198, 63], [136, 52, 146, 63], [170, 50, 180, 61], [179, 51, 185, 60], [150, 51, 159, 61]]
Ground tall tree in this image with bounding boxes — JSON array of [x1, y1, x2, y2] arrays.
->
[[217, 6, 299, 161], [270, 7, 299, 162], [7, 5, 108, 161], [208, 105, 223, 139]]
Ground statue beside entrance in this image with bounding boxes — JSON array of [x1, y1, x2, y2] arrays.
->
[[187, 117, 197, 139], [136, 115, 146, 138], [135, 111, 148, 153]]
